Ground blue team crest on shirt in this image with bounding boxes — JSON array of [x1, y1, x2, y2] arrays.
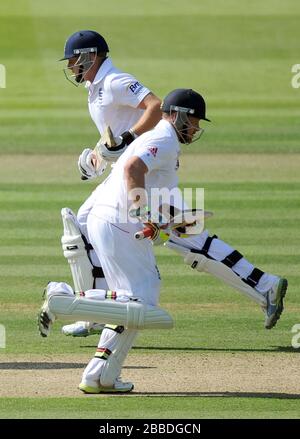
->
[[128, 81, 143, 95], [98, 87, 103, 102]]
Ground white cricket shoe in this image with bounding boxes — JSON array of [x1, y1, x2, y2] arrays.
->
[[37, 286, 56, 338], [62, 321, 104, 337], [264, 277, 288, 329], [37, 281, 75, 337], [79, 378, 134, 394]]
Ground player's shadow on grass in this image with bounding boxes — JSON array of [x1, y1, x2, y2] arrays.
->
[[82, 345, 299, 353], [0, 362, 86, 370], [133, 391, 300, 400], [0, 362, 155, 370]]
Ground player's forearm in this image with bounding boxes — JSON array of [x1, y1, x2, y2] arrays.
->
[[124, 156, 148, 207], [126, 170, 145, 196], [132, 95, 161, 136]]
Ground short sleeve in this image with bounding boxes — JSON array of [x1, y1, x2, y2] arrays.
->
[[134, 142, 171, 173], [110, 74, 151, 108]]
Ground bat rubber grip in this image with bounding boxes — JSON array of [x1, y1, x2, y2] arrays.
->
[[134, 227, 154, 240]]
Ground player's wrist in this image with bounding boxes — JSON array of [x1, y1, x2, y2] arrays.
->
[[121, 129, 137, 146], [129, 128, 138, 139]]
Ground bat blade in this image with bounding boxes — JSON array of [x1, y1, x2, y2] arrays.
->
[[93, 125, 116, 172], [101, 126, 117, 148]]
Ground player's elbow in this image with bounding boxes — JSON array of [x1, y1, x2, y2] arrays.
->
[[140, 93, 162, 123], [148, 95, 162, 119], [149, 95, 161, 109]]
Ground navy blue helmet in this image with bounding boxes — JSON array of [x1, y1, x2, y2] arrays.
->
[[161, 89, 210, 122], [60, 30, 109, 61], [161, 89, 210, 143]]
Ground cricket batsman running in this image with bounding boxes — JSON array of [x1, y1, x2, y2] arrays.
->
[[57, 30, 287, 340]]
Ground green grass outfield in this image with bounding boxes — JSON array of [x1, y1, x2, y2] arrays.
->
[[1, 397, 300, 420], [0, 0, 300, 419]]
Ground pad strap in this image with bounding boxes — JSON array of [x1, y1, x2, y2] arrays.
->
[[201, 234, 218, 255], [190, 235, 218, 265], [244, 267, 265, 288], [95, 347, 112, 360], [189, 235, 265, 288], [221, 250, 243, 268], [80, 233, 105, 282], [92, 267, 105, 278], [104, 324, 125, 334]]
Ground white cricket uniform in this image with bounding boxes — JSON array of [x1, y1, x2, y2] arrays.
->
[[77, 58, 151, 285], [87, 119, 180, 305], [81, 119, 180, 387], [81, 118, 278, 387], [87, 58, 150, 137], [78, 58, 150, 230]]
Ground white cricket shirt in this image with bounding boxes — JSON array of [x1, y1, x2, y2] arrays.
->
[[91, 119, 181, 223], [86, 58, 151, 137]]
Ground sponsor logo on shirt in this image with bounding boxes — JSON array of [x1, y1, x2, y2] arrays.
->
[[147, 146, 158, 157], [128, 81, 143, 94]]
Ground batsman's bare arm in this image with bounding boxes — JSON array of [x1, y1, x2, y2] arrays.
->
[[124, 156, 148, 208], [131, 93, 161, 136]]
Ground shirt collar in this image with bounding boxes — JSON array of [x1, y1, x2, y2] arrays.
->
[[85, 58, 114, 89], [93, 58, 114, 85], [159, 119, 180, 145]]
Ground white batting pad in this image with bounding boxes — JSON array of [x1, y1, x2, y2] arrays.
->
[[48, 295, 173, 330], [167, 240, 267, 307], [61, 207, 95, 292]]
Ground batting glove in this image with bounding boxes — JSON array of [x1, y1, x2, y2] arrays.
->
[[78, 148, 107, 180], [129, 206, 170, 245], [97, 130, 136, 163]]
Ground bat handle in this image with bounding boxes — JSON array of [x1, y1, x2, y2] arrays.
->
[[134, 227, 154, 240], [81, 176, 88, 180]]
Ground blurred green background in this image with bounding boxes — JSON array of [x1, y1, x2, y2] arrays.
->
[[0, 0, 300, 153]]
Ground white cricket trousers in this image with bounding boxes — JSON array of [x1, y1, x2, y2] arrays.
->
[[81, 213, 161, 386], [76, 188, 108, 289]]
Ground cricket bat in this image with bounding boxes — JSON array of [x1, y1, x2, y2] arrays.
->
[[134, 208, 214, 240]]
